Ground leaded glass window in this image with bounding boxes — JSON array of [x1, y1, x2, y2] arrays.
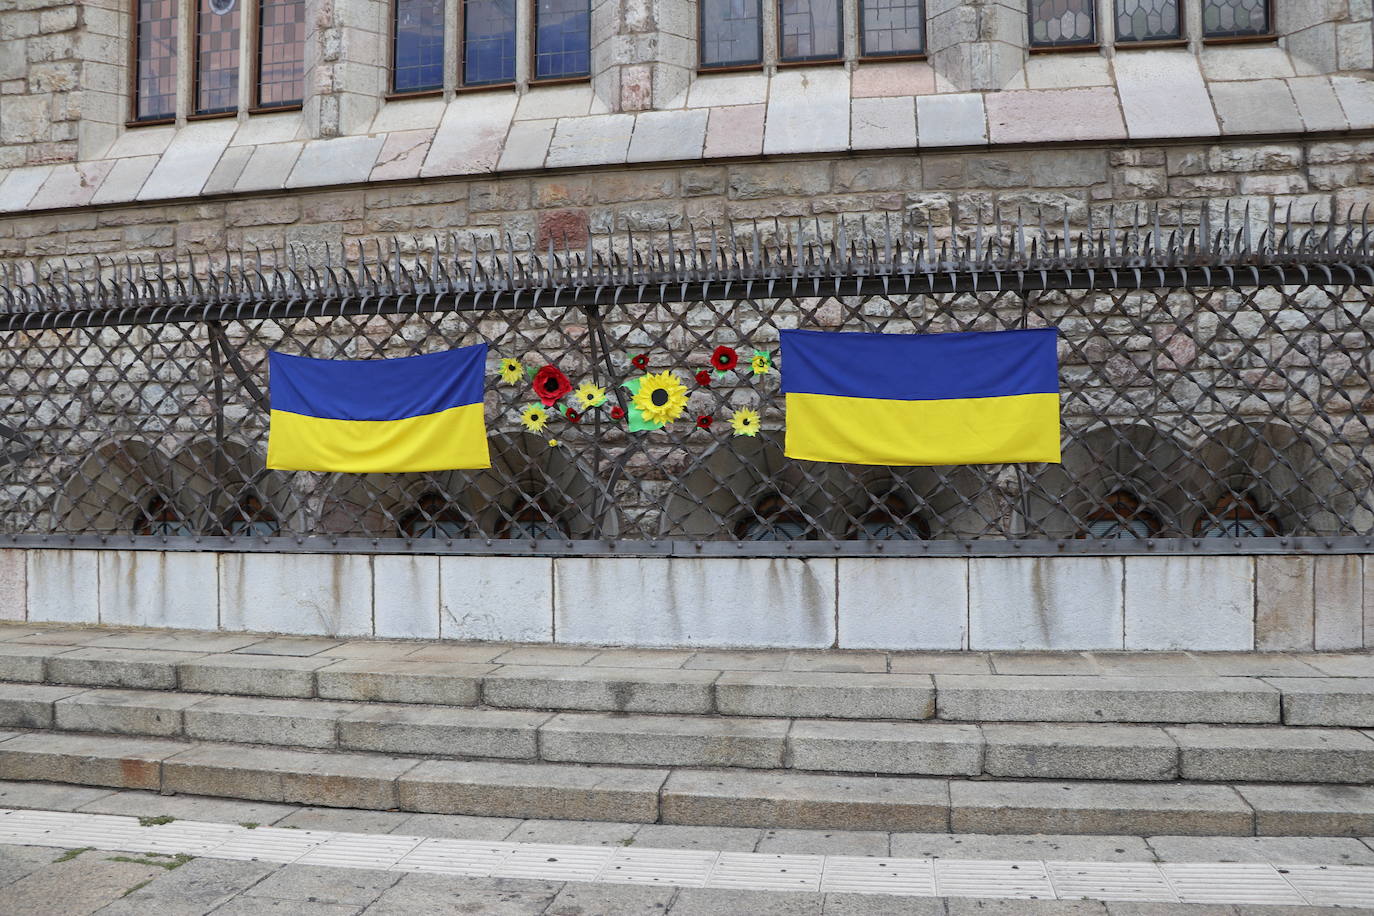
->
[[464, 0, 518, 85], [535, 0, 591, 80], [135, 0, 178, 121], [196, 0, 241, 115], [701, 0, 763, 68], [860, 0, 924, 57], [779, 0, 843, 62], [1029, 0, 1096, 48], [257, 0, 305, 107], [393, 0, 445, 93], [1115, 0, 1181, 43], [1202, 0, 1270, 38]]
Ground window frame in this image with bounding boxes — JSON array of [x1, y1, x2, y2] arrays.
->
[[530, 0, 593, 85], [251, 0, 306, 112], [735, 493, 812, 540], [851, 493, 931, 540], [190, 0, 242, 120], [776, 0, 846, 66], [857, 0, 926, 62], [1080, 491, 1163, 539], [1192, 493, 1280, 538], [1200, 0, 1275, 44], [128, 0, 180, 127], [1112, 0, 1188, 48], [401, 492, 471, 539], [1027, 0, 1099, 53], [388, 0, 448, 98], [698, 0, 767, 73], [459, 0, 520, 89]]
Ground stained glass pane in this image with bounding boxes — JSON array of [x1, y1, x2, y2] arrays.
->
[[394, 0, 445, 93], [1114, 0, 1180, 42], [1028, 0, 1096, 48], [860, 0, 924, 57], [1202, 0, 1269, 38], [701, 0, 762, 68], [135, 0, 178, 121], [257, 0, 304, 107], [535, 0, 591, 79], [464, 0, 517, 85], [196, 0, 240, 115], [779, 0, 842, 61]]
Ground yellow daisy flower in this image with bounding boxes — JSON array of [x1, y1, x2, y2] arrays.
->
[[750, 350, 772, 375], [520, 404, 548, 433], [730, 407, 761, 437], [498, 358, 524, 384], [548, 438, 560, 448], [573, 381, 607, 410], [631, 371, 689, 425]]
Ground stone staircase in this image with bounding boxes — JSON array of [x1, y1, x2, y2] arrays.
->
[[0, 626, 1372, 837]]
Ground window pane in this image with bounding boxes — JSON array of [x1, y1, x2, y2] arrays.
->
[[258, 0, 305, 107], [1086, 518, 1153, 539], [1202, 0, 1269, 38], [1029, 0, 1096, 47], [779, 0, 842, 61], [394, 0, 445, 93], [464, 0, 517, 85], [196, 0, 240, 115], [535, 0, 591, 80], [860, 0, 924, 57], [135, 0, 179, 121], [701, 0, 762, 68]]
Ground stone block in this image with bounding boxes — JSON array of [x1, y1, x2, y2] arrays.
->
[[397, 759, 666, 821], [661, 770, 949, 831], [370, 128, 435, 182], [439, 557, 552, 643], [982, 723, 1178, 781], [628, 109, 708, 162], [1288, 76, 1349, 132], [1255, 556, 1314, 651], [0, 682, 84, 727], [233, 142, 303, 193], [1238, 784, 1374, 836], [686, 72, 769, 108], [1333, 77, 1374, 130], [545, 114, 636, 169], [1202, 45, 1297, 82], [219, 553, 373, 638], [1210, 80, 1303, 135], [1022, 54, 1112, 89], [951, 780, 1254, 836], [836, 559, 965, 650], [0, 166, 50, 214], [46, 646, 203, 690], [53, 688, 206, 737], [339, 704, 547, 758], [497, 118, 554, 171], [1124, 557, 1254, 651], [703, 104, 765, 158], [483, 665, 717, 714], [0, 643, 68, 681], [554, 557, 835, 648], [851, 97, 918, 151], [763, 68, 851, 156], [1169, 725, 1374, 784], [163, 743, 416, 808], [788, 720, 982, 776], [0, 731, 184, 790], [1315, 555, 1363, 650], [421, 93, 520, 177], [916, 93, 987, 147], [316, 659, 491, 706], [371, 96, 446, 133], [138, 119, 237, 200], [286, 135, 385, 189], [0, 549, 24, 621], [184, 695, 361, 749], [27, 549, 98, 625], [1268, 677, 1374, 727], [179, 654, 334, 698], [1113, 51, 1218, 139], [1368, 556, 1374, 650], [852, 62, 936, 98], [935, 674, 1279, 724], [90, 154, 160, 204], [30, 160, 114, 210], [986, 88, 1126, 145], [968, 557, 1123, 651], [374, 555, 439, 640], [539, 712, 787, 768], [107, 126, 177, 158], [97, 550, 218, 631], [715, 671, 935, 720], [515, 84, 595, 120]]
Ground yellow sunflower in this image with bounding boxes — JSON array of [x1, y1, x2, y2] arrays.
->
[[520, 404, 549, 433], [730, 407, 761, 437], [573, 381, 607, 410], [631, 371, 689, 425], [498, 358, 524, 384], [750, 350, 772, 375]]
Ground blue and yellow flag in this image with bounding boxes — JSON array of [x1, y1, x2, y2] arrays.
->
[[266, 344, 491, 472], [780, 328, 1061, 466]]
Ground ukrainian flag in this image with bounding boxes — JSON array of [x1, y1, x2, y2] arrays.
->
[[781, 328, 1061, 466], [266, 344, 491, 472]]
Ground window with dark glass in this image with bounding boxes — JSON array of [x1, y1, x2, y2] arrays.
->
[[1202, 0, 1270, 38], [1193, 494, 1277, 538], [737, 495, 809, 541], [1029, 0, 1096, 48], [133, 497, 193, 537], [196, 0, 241, 115], [1083, 491, 1160, 539], [224, 495, 279, 537], [393, 0, 445, 93], [257, 0, 305, 107], [464, 0, 518, 86], [135, 0, 179, 121], [535, 0, 591, 80], [860, 0, 924, 57], [401, 493, 469, 539], [854, 495, 930, 540], [778, 0, 843, 62], [701, 0, 763, 69], [500, 501, 567, 539], [1114, 0, 1181, 43]]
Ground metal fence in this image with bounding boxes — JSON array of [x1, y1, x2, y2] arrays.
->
[[3, 204, 1373, 555]]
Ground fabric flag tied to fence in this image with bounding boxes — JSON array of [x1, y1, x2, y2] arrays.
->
[[780, 328, 1061, 466], [266, 344, 491, 472]]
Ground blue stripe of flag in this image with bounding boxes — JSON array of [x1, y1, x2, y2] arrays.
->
[[268, 343, 487, 422]]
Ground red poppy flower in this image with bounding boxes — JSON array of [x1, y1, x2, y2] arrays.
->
[[565, 409, 581, 424], [631, 353, 650, 370], [532, 365, 572, 407], [696, 415, 713, 429], [610, 406, 626, 420], [711, 345, 739, 372], [694, 369, 712, 387]]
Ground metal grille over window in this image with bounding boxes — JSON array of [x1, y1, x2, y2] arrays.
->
[[779, 0, 843, 62], [464, 0, 518, 86], [701, 0, 763, 68], [1029, 0, 1096, 48], [257, 0, 305, 107], [135, 0, 179, 121], [196, 0, 241, 115], [393, 0, 445, 93], [535, 0, 591, 80], [1114, 0, 1181, 43], [1202, 0, 1269, 38], [860, 0, 924, 57]]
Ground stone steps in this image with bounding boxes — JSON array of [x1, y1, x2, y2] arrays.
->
[[2, 729, 1373, 836], [4, 684, 1374, 785]]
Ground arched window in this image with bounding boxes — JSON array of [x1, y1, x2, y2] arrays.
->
[[224, 495, 279, 537], [1083, 491, 1160, 539], [1194, 494, 1278, 538], [401, 493, 469, 539], [854, 493, 929, 540], [736, 494, 809, 541], [500, 500, 567, 540], [133, 496, 193, 537]]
